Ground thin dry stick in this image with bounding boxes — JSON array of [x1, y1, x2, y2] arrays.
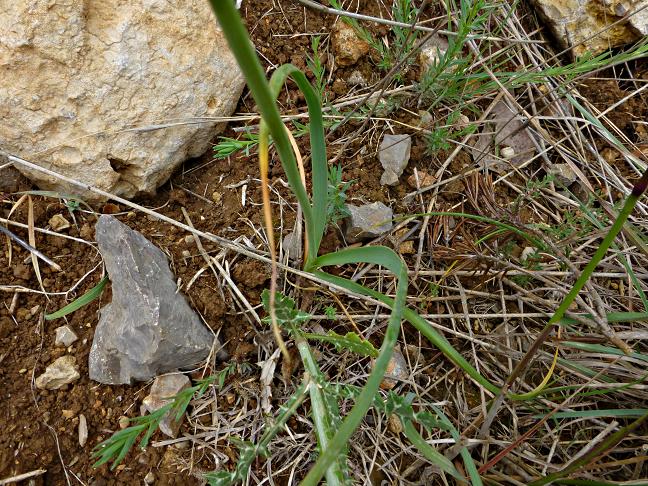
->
[[27, 196, 46, 295], [0, 224, 61, 271], [0, 469, 47, 485]]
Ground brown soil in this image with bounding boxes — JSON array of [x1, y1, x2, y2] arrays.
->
[[2, 2, 648, 485]]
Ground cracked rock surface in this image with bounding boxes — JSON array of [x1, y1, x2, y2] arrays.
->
[[0, 1, 244, 199], [89, 215, 220, 385], [531, 0, 648, 56]]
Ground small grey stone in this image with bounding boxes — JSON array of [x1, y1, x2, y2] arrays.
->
[[344, 202, 393, 243], [142, 373, 191, 438], [36, 356, 80, 390], [89, 215, 224, 385], [548, 163, 577, 186], [379, 134, 411, 186], [55, 325, 78, 347]]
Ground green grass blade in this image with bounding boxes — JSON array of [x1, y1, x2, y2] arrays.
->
[[45, 275, 108, 320], [559, 312, 648, 326], [302, 247, 408, 485], [562, 341, 648, 363], [266, 66, 328, 259], [402, 419, 461, 479], [312, 270, 502, 396], [207, 0, 317, 256], [534, 409, 648, 420]]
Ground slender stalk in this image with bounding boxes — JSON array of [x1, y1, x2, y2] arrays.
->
[[207, 0, 315, 255], [294, 335, 347, 484], [302, 248, 409, 485]]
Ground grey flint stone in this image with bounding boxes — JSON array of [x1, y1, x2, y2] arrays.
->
[[89, 215, 222, 385], [379, 134, 411, 186], [344, 202, 393, 243]]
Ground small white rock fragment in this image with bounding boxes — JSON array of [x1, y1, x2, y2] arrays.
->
[[378, 347, 408, 390], [521, 246, 536, 262], [118, 416, 130, 429], [49, 214, 71, 232], [379, 134, 412, 186], [419, 35, 449, 73], [78, 414, 88, 447], [144, 472, 156, 484], [142, 373, 191, 438], [55, 325, 78, 347], [500, 146, 515, 160], [35, 355, 80, 390]]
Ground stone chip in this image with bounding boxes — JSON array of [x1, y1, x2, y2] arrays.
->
[[344, 202, 393, 243], [141, 373, 191, 438], [36, 355, 80, 390], [379, 134, 412, 186], [55, 325, 78, 347], [89, 215, 224, 384]]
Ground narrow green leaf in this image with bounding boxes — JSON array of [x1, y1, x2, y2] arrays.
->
[[562, 341, 648, 363], [45, 275, 109, 320], [402, 419, 462, 479], [534, 409, 648, 420]]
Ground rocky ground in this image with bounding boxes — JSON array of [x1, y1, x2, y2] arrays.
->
[[2, 1, 648, 485]]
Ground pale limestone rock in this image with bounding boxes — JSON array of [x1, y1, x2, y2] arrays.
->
[[0, 1, 245, 200], [78, 414, 88, 447], [531, 0, 648, 56], [142, 373, 191, 438], [332, 21, 370, 67], [36, 355, 80, 390]]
